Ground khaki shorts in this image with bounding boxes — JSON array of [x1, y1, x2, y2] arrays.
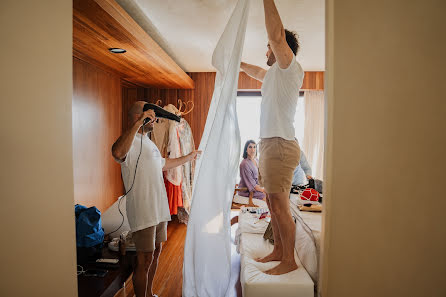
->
[[132, 221, 167, 252], [259, 137, 300, 193]]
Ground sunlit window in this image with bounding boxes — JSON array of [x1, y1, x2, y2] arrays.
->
[[235, 92, 305, 181], [236, 92, 305, 158]]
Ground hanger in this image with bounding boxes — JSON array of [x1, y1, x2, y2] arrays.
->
[[181, 100, 194, 116], [177, 99, 186, 113]]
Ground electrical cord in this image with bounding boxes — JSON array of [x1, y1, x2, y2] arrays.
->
[[106, 124, 146, 237], [77, 265, 86, 276]]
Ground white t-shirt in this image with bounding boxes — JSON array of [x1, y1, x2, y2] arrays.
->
[[121, 133, 171, 232], [260, 59, 304, 140]]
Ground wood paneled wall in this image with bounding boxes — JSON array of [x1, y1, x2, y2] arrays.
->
[[301, 71, 324, 90], [238, 72, 262, 90], [239, 71, 324, 90], [73, 57, 123, 212], [122, 71, 323, 147]]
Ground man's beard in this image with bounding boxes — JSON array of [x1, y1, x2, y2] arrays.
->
[[266, 56, 275, 66]]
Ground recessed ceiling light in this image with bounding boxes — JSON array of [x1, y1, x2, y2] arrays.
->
[[108, 48, 126, 54]]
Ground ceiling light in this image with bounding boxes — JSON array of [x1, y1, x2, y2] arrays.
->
[[108, 48, 126, 54]]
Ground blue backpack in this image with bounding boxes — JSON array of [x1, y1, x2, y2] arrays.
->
[[75, 204, 104, 248]]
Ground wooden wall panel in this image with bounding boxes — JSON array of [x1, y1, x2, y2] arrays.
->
[[184, 73, 215, 145], [238, 72, 263, 90], [301, 71, 324, 90], [73, 57, 123, 212], [239, 71, 324, 90], [122, 86, 147, 132]]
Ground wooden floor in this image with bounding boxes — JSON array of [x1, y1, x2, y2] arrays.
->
[[114, 214, 242, 297]]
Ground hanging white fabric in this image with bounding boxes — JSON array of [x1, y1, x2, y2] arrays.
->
[[302, 90, 325, 179], [182, 0, 250, 296]]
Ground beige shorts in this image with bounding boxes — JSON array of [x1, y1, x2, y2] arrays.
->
[[132, 221, 167, 252], [259, 137, 300, 193]]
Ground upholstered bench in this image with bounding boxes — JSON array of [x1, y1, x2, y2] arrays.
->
[[239, 232, 314, 297], [237, 206, 315, 297]]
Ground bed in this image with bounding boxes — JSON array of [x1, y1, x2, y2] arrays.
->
[[235, 195, 322, 296]]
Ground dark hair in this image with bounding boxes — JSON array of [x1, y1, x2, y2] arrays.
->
[[285, 29, 299, 55], [243, 140, 257, 159]]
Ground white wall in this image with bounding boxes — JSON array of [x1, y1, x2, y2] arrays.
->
[[322, 0, 446, 296], [0, 0, 77, 296]]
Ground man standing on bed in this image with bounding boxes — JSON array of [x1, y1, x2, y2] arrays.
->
[[112, 101, 200, 297], [240, 0, 304, 275]]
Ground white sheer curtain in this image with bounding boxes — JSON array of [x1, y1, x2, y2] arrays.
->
[[182, 0, 250, 296], [302, 90, 325, 179]]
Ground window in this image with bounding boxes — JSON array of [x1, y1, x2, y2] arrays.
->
[[236, 91, 305, 157]]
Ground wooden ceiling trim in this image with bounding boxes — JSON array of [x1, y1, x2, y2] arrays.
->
[[73, 0, 194, 89]]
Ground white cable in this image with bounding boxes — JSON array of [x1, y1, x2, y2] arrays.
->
[[77, 265, 86, 276]]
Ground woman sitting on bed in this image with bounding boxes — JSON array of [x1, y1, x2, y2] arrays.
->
[[238, 140, 266, 200]]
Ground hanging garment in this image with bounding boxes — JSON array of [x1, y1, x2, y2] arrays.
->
[[165, 104, 183, 186], [159, 104, 183, 215], [178, 118, 195, 216], [166, 121, 182, 185], [163, 174, 183, 215], [182, 0, 250, 296], [152, 104, 194, 216], [151, 117, 170, 158]]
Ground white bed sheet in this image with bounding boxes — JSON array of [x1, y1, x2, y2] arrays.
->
[[233, 194, 268, 208], [235, 207, 269, 252]]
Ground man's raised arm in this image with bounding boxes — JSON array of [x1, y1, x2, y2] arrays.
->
[[111, 110, 155, 162], [263, 0, 294, 69], [240, 62, 267, 82], [162, 151, 201, 171]]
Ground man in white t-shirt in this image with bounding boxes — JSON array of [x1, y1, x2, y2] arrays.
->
[[240, 0, 304, 275], [112, 101, 200, 297]]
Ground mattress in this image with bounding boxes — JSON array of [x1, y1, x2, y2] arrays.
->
[[233, 194, 268, 208], [240, 232, 314, 297]]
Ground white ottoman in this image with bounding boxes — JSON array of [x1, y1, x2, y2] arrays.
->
[[240, 232, 314, 297]]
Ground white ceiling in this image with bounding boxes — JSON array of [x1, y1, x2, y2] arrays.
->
[[116, 0, 325, 72]]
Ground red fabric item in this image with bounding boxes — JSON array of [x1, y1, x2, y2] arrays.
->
[[300, 188, 320, 202], [163, 174, 183, 215]]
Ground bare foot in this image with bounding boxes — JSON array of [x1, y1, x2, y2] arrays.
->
[[264, 260, 298, 275], [255, 251, 282, 263]]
